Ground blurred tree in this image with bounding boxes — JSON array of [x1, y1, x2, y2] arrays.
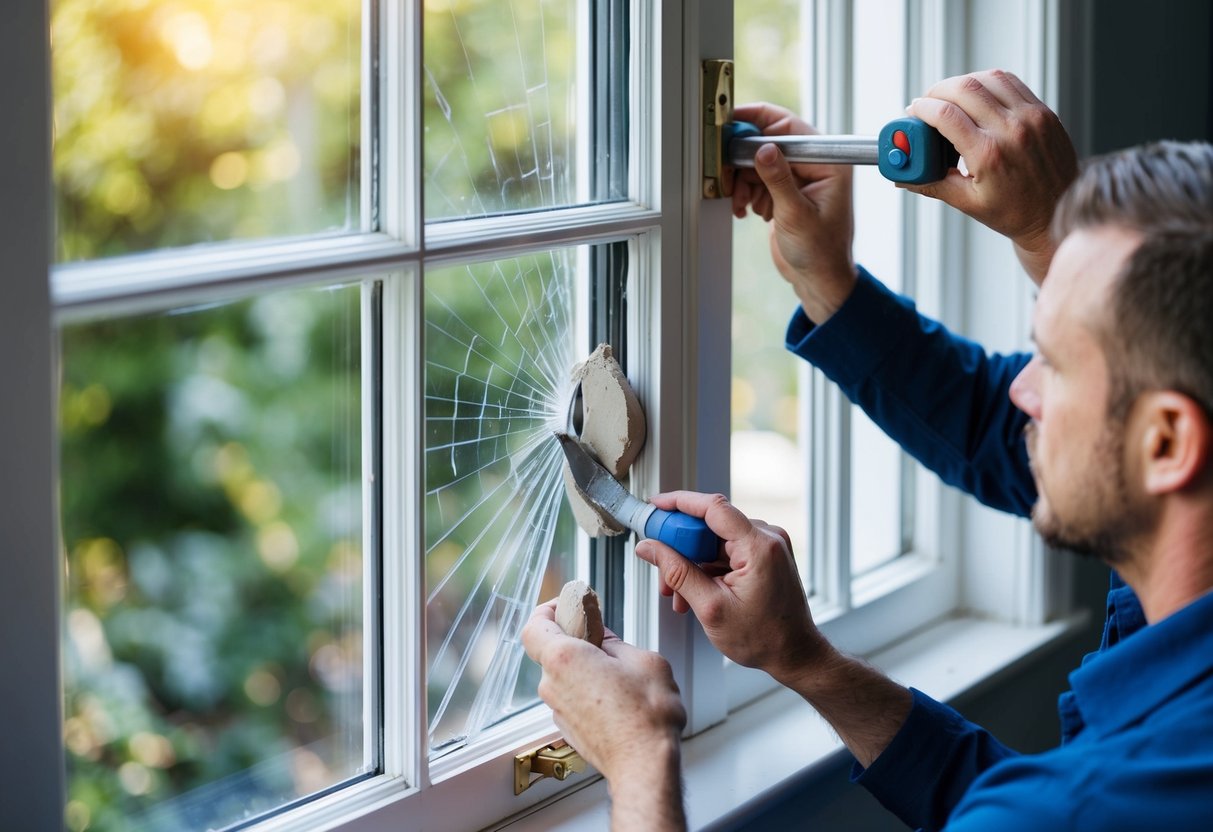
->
[[57, 0, 588, 827], [52, 0, 360, 261]]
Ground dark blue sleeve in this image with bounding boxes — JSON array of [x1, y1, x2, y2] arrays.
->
[[852, 689, 1021, 832], [786, 267, 1036, 518]]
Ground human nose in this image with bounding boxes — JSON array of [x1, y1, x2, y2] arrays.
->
[[1009, 356, 1043, 420]]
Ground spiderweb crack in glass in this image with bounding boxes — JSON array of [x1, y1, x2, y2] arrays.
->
[[425, 250, 579, 750], [423, 0, 576, 220]]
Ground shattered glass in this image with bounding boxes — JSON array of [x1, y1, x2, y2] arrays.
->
[[424, 248, 584, 751], [423, 0, 581, 220]]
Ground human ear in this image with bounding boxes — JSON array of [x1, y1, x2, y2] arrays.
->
[[1139, 392, 1211, 495]]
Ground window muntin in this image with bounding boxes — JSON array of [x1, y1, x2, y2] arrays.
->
[[60, 281, 372, 832], [51, 0, 362, 262]]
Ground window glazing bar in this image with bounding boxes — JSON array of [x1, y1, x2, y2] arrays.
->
[[52, 233, 414, 316]]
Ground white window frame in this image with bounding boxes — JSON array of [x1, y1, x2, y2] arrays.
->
[[1, 1, 1070, 830], [8, 1, 682, 830]]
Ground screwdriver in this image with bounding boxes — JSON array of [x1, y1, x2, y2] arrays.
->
[[725, 116, 959, 185]]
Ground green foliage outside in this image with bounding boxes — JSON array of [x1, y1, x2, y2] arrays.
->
[[61, 287, 365, 832], [55, 1, 366, 829], [56, 0, 585, 827], [422, 0, 578, 219], [53, 0, 360, 262]]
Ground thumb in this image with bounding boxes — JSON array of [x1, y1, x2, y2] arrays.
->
[[636, 538, 720, 613], [754, 143, 807, 214]]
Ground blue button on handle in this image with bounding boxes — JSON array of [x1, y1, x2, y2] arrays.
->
[[643, 509, 722, 564], [877, 117, 960, 184]]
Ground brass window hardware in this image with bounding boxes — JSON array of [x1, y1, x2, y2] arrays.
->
[[702, 58, 736, 199], [513, 739, 587, 795]]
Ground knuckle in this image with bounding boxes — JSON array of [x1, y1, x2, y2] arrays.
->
[[662, 556, 692, 592], [662, 700, 688, 731], [935, 100, 964, 126], [544, 640, 579, 672], [537, 676, 556, 705], [640, 650, 672, 676], [1021, 105, 1050, 133], [960, 73, 985, 93], [698, 597, 725, 627], [1005, 122, 1031, 151]]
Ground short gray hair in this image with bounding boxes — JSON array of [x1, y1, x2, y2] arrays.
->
[[1052, 141, 1213, 423]]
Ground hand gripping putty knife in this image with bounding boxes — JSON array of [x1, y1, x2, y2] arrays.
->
[[554, 432, 721, 564]]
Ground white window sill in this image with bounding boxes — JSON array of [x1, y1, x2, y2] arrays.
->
[[497, 613, 1089, 831]]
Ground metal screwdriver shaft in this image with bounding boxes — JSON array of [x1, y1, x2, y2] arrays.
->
[[727, 134, 879, 168]]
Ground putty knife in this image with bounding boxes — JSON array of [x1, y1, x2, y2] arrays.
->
[[555, 432, 721, 564]]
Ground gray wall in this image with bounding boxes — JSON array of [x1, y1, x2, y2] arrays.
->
[[1081, 0, 1212, 154], [724, 3, 1212, 829], [0, 2, 63, 830]]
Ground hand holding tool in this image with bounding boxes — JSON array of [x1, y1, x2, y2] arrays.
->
[[725, 116, 959, 185], [555, 432, 721, 564]]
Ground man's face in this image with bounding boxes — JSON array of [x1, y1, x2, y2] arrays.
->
[[1008, 226, 1149, 561]]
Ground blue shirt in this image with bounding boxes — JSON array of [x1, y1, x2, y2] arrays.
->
[[785, 269, 1213, 830]]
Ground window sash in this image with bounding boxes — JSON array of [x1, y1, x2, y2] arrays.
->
[[43, 0, 666, 827]]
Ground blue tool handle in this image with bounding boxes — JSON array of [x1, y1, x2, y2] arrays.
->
[[643, 509, 722, 564], [877, 117, 959, 185]]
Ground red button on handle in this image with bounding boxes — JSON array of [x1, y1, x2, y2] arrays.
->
[[892, 130, 911, 156]]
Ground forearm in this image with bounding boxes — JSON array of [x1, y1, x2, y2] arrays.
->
[[607, 739, 686, 832], [774, 645, 912, 769], [787, 269, 1037, 518]]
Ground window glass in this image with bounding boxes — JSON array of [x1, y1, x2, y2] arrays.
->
[[423, 0, 586, 220], [60, 282, 369, 832], [731, 0, 809, 586], [425, 248, 585, 752], [51, 0, 362, 262]]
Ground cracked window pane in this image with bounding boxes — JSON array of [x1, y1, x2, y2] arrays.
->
[[425, 248, 586, 752], [423, 0, 583, 220]]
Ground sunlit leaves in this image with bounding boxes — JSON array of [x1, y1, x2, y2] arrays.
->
[[52, 0, 361, 260]]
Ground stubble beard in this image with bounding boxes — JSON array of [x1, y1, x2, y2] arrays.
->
[[1025, 421, 1138, 564]]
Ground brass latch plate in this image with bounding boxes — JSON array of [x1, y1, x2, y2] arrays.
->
[[702, 59, 736, 198], [514, 739, 587, 795]]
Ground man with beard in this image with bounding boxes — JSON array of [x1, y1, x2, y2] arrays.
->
[[522, 71, 1213, 831]]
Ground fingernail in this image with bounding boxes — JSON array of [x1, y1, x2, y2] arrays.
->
[[635, 541, 653, 561], [756, 143, 778, 165]]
